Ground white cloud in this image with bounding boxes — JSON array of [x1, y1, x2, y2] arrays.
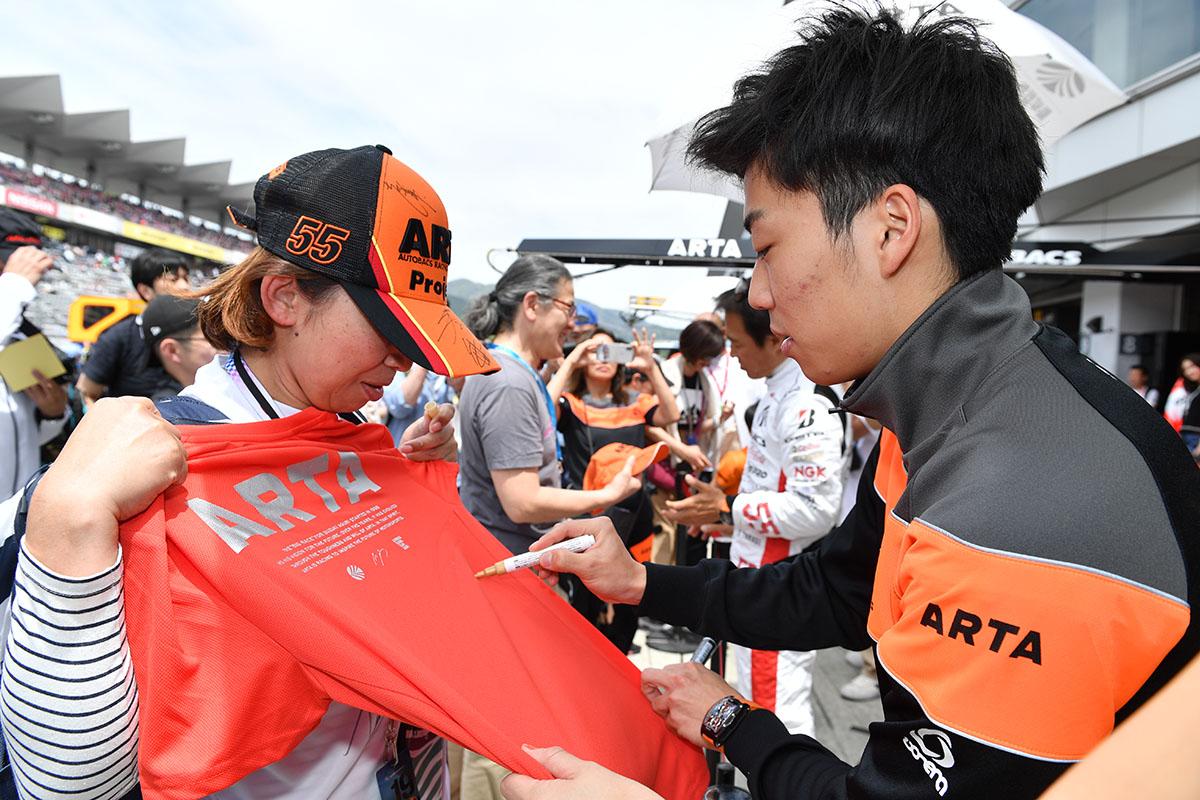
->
[[1, 0, 794, 313]]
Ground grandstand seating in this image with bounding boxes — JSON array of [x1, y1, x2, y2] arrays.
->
[[23, 242, 219, 350], [0, 161, 250, 252]]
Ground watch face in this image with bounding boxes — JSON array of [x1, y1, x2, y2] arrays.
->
[[703, 696, 745, 747]]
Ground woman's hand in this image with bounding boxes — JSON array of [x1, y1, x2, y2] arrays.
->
[[628, 328, 657, 374], [678, 443, 711, 471], [597, 454, 642, 506], [500, 745, 662, 800], [400, 402, 457, 462], [27, 397, 187, 576], [565, 337, 603, 371]]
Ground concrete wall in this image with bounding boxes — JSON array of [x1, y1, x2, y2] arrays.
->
[[1080, 281, 1123, 368], [1079, 280, 1182, 373]]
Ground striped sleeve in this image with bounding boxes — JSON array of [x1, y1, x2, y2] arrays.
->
[[1, 539, 139, 800]]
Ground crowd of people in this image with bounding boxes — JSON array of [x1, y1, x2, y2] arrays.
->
[[0, 7, 1199, 800], [0, 160, 252, 252]]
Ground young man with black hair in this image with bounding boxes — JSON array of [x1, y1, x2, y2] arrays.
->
[[505, 8, 1200, 800], [76, 247, 192, 405], [663, 286, 848, 738]]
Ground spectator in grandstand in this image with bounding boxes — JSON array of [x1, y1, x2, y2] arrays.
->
[[383, 364, 462, 447], [1126, 364, 1159, 408], [0, 160, 252, 252], [546, 328, 679, 652], [0, 145, 480, 800], [140, 294, 217, 400], [0, 211, 70, 497], [76, 247, 192, 406]]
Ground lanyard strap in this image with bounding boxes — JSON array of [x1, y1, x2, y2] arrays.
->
[[232, 349, 280, 420], [486, 342, 561, 461], [231, 349, 365, 425]]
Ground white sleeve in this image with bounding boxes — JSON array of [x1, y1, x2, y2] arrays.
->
[[733, 392, 846, 546], [0, 273, 36, 344], [35, 416, 66, 447], [1, 539, 139, 800]]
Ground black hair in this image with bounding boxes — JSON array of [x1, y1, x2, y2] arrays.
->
[[679, 319, 725, 363], [687, 5, 1044, 281], [131, 248, 191, 294], [715, 286, 772, 347], [464, 254, 572, 339], [1130, 364, 1149, 374], [566, 328, 630, 404]]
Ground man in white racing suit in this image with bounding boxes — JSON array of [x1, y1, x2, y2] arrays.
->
[[665, 286, 847, 735]]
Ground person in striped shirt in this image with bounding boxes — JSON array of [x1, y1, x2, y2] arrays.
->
[[0, 396, 184, 800]]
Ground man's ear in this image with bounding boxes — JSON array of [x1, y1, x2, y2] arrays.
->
[[158, 339, 182, 366], [873, 184, 922, 280], [135, 283, 155, 303], [259, 274, 305, 328]]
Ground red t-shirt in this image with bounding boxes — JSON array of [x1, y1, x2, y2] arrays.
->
[[120, 408, 706, 799]]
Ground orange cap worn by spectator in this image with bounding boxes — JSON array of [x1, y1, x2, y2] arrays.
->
[[120, 411, 707, 799]]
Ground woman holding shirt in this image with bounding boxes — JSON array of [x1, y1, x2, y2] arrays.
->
[[1, 145, 484, 800]]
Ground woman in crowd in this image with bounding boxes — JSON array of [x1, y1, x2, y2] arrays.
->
[[0, 145, 484, 800], [458, 256, 642, 558], [1166, 353, 1200, 460], [657, 319, 727, 466], [456, 256, 642, 800], [547, 328, 678, 651]]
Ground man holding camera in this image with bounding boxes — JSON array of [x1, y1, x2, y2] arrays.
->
[[663, 286, 847, 737]]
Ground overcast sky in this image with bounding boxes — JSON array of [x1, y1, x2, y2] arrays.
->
[[1, 0, 800, 324]]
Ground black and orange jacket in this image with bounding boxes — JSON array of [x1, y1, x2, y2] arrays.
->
[[640, 270, 1200, 799]]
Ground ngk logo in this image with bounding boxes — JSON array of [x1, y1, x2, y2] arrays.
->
[[793, 465, 827, 481]]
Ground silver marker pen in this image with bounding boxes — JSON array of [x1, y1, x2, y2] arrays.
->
[[474, 535, 597, 579], [690, 637, 717, 664]]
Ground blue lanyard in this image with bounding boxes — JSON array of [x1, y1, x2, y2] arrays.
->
[[486, 342, 562, 461]]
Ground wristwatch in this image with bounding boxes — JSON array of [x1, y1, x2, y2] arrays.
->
[[701, 695, 753, 750]]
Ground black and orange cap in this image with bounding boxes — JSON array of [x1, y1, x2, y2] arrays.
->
[[0, 208, 43, 257], [227, 145, 499, 378]]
